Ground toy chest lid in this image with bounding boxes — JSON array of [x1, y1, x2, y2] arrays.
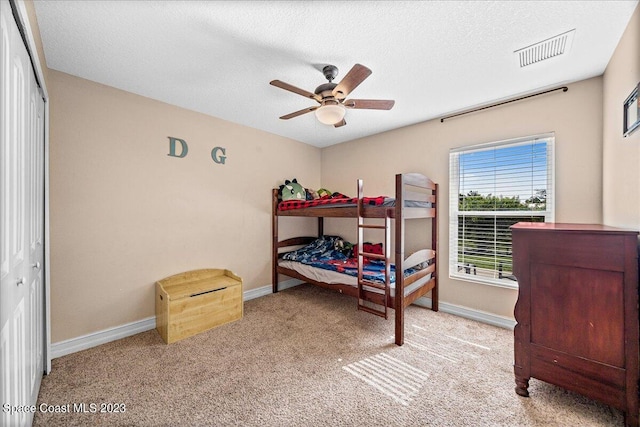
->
[[156, 269, 242, 301]]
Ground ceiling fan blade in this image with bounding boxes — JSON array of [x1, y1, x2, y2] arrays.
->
[[270, 80, 321, 102], [332, 64, 372, 99], [343, 99, 395, 110], [279, 106, 318, 120], [334, 119, 347, 128]]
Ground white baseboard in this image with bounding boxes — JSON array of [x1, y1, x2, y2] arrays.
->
[[242, 278, 303, 301], [50, 279, 304, 359], [51, 280, 512, 359], [413, 296, 515, 330], [51, 316, 157, 359]]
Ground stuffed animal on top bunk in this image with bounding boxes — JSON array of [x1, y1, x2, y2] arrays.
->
[[278, 178, 328, 201], [317, 188, 333, 198], [305, 188, 319, 200], [279, 179, 306, 201]]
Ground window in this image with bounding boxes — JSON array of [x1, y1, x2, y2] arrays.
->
[[449, 133, 554, 288]]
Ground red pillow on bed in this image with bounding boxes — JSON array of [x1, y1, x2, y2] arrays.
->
[[352, 243, 384, 261]]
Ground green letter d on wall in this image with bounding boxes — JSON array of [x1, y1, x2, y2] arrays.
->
[[167, 137, 188, 158]]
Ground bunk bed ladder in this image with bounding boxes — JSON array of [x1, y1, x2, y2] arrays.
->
[[356, 179, 391, 319]]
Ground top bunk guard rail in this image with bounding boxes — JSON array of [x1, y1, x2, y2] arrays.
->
[[272, 172, 437, 219]]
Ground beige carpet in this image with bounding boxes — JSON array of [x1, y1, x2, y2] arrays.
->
[[34, 284, 622, 426]]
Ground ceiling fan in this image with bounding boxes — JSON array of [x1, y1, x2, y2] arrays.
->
[[270, 64, 395, 128]]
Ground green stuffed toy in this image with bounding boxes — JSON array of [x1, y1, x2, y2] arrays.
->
[[279, 179, 306, 201], [317, 188, 332, 198]]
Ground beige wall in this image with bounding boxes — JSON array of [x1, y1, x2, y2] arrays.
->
[[24, 0, 636, 341], [603, 4, 640, 230], [48, 70, 320, 342], [321, 77, 604, 319]]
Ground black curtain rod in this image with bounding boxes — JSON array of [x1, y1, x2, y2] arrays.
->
[[440, 86, 568, 123]]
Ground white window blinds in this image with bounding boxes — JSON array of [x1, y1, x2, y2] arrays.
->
[[449, 133, 555, 288]]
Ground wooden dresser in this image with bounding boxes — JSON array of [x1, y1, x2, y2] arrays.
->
[[511, 223, 639, 426]]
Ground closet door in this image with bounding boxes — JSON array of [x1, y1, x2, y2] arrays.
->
[[26, 59, 45, 414], [0, 0, 45, 425]]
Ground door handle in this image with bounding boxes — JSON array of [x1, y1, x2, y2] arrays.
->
[[32, 262, 40, 269], [16, 277, 25, 286]]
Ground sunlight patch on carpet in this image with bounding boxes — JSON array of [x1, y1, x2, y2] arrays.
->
[[342, 353, 429, 406], [402, 324, 492, 365]]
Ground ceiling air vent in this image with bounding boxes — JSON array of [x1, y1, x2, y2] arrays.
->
[[515, 29, 575, 67]]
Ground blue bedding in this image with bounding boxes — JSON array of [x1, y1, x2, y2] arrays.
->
[[281, 236, 413, 284]]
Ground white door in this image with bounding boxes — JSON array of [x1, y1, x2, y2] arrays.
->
[[1, 0, 46, 425]]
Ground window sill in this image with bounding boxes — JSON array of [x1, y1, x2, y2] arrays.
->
[[449, 272, 519, 290]]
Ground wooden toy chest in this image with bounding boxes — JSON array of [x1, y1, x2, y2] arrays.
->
[[156, 269, 243, 344]]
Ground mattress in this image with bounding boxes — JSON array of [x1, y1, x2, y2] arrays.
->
[[278, 196, 432, 212], [278, 260, 430, 297]]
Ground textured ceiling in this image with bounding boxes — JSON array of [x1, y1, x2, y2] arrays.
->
[[33, 1, 638, 148]]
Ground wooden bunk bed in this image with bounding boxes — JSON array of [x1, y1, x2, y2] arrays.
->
[[272, 173, 438, 345]]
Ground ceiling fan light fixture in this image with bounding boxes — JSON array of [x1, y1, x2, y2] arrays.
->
[[272, 64, 391, 128], [315, 103, 346, 125]]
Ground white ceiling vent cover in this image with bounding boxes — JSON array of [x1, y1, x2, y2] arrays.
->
[[515, 29, 575, 67]]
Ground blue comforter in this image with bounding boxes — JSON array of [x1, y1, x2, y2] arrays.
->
[[281, 236, 406, 284]]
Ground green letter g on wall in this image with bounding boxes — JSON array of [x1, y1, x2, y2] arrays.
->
[[211, 146, 226, 165]]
